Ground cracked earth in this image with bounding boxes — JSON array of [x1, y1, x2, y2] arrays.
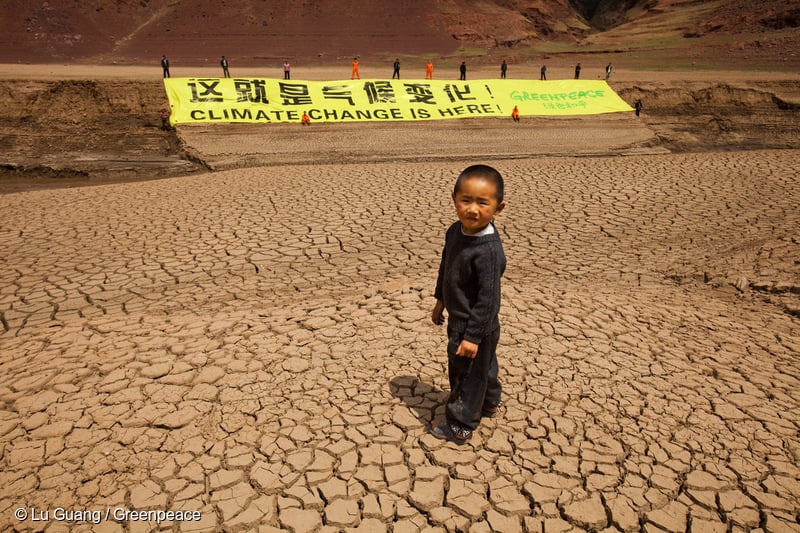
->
[[1, 148, 799, 531]]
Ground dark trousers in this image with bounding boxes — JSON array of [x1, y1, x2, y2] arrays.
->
[[445, 327, 501, 431]]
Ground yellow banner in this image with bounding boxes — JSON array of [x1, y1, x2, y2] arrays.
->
[[164, 78, 632, 125]]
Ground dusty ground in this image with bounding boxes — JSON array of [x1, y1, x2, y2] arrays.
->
[[0, 65, 799, 531]]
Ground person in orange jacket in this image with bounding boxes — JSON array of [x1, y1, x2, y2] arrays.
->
[[425, 60, 433, 80], [351, 57, 360, 80], [301, 111, 311, 126], [511, 105, 520, 122]]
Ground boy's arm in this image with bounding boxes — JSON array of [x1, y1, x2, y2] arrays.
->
[[431, 299, 445, 325], [463, 245, 503, 344], [432, 231, 449, 324]]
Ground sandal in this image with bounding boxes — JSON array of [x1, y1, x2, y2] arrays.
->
[[428, 420, 471, 445]]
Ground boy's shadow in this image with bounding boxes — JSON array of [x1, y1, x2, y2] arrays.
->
[[389, 375, 448, 426]]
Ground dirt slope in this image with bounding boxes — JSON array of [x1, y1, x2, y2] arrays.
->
[[0, 78, 201, 189], [1, 0, 798, 68], [0, 70, 798, 193]]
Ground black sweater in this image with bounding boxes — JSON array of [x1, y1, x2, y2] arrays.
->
[[434, 222, 506, 343]]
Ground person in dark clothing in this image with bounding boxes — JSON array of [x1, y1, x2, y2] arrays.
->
[[540, 64, 547, 80], [635, 99, 643, 117], [500, 59, 507, 79], [575, 62, 581, 79], [430, 164, 507, 444], [161, 55, 170, 78], [392, 58, 400, 79], [220, 56, 230, 78], [459, 61, 467, 81]]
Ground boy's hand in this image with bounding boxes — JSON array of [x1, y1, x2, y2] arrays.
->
[[456, 339, 478, 359], [431, 300, 445, 325]]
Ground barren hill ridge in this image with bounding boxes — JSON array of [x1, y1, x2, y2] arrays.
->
[[1, 0, 797, 65]]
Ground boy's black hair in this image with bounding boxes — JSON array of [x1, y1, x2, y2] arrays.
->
[[453, 164, 504, 203]]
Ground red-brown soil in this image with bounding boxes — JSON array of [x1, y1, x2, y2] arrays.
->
[[1, 0, 798, 68]]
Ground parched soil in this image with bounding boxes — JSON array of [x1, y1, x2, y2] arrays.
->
[[1, 64, 799, 532]]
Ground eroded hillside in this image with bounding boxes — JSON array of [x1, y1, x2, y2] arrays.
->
[[0, 75, 797, 191], [0, 0, 797, 66]]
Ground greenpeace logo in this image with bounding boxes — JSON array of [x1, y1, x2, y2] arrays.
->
[[510, 90, 605, 102]]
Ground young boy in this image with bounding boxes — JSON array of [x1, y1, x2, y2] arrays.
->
[[430, 164, 507, 444]]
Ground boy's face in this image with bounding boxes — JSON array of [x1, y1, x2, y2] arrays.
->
[[452, 176, 505, 235]]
